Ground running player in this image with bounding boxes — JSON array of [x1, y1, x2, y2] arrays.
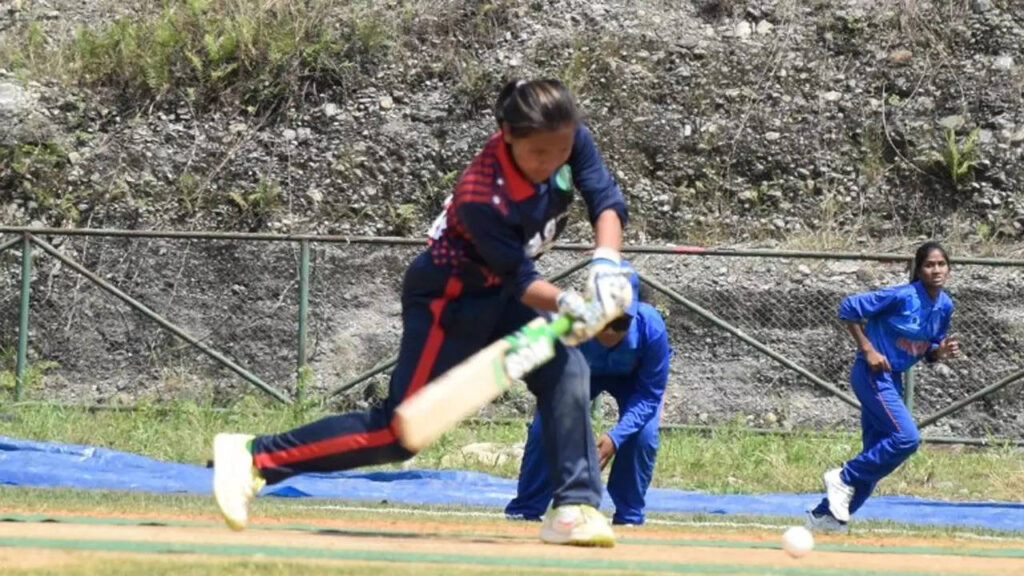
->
[[506, 267, 672, 525], [213, 79, 632, 547], [807, 242, 959, 532]]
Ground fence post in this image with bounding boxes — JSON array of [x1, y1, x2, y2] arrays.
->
[[904, 366, 915, 413], [15, 233, 32, 400], [903, 266, 915, 412], [297, 240, 311, 402]]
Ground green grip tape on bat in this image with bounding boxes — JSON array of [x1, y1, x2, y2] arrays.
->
[[548, 314, 573, 338], [501, 315, 573, 383], [504, 315, 572, 349]]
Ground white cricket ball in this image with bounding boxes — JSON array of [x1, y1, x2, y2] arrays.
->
[[781, 526, 814, 558]]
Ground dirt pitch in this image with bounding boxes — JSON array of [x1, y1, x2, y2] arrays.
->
[[1, 510, 1022, 576]]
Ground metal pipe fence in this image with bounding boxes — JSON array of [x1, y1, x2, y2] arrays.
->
[[2, 227, 1023, 443], [3, 226, 1021, 266]]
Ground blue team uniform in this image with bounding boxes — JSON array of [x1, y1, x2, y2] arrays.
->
[[506, 296, 672, 525], [814, 280, 954, 517], [250, 124, 627, 511]]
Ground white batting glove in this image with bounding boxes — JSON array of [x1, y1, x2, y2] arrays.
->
[[556, 290, 606, 346], [585, 248, 633, 322]]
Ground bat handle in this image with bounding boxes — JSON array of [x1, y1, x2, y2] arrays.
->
[[549, 315, 573, 337]]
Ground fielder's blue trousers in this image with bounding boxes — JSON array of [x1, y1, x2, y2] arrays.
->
[[814, 358, 920, 517], [506, 401, 659, 524]]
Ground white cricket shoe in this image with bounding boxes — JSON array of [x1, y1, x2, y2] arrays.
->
[[805, 510, 849, 533], [539, 505, 616, 547], [213, 433, 265, 531], [823, 468, 854, 522]]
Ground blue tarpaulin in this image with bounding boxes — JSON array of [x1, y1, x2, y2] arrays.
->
[[1, 436, 1021, 531]]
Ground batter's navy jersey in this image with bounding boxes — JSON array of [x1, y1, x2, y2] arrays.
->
[[427, 123, 628, 296], [251, 122, 627, 507]]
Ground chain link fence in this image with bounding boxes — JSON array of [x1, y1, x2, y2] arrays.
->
[[2, 230, 1023, 439], [622, 253, 1024, 439]]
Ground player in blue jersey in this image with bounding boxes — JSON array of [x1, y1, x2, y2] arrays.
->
[[213, 79, 632, 546], [806, 242, 959, 532], [505, 268, 672, 525]]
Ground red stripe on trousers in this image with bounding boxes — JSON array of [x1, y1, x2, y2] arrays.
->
[[404, 275, 463, 400], [253, 428, 396, 468], [869, 373, 903, 433], [253, 275, 464, 468], [876, 393, 903, 432]]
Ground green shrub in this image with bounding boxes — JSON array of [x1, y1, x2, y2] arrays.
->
[[67, 0, 383, 115], [940, 127, 980, 190], [0, 142, 77, 223]]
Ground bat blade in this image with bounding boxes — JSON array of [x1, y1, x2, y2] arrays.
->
[[394, 335, 515, 452], [394, 316, 567, 452]]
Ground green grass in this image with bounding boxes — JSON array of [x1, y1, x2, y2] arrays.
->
[[0, 403, 1021, 501], [0, 0, 514, 119], [0, 0, 535, 121], [0, 0, 387, 116]]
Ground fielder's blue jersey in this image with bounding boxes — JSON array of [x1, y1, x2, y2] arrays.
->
[[838, 280, 954, 373], [427, 123, 627, 297], [579, 302, 672, 447]]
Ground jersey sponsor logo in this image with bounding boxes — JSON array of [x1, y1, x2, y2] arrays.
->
[[895, 337, 930, 357], [554, 164, 572, 193], [525, 214, 566, 258]]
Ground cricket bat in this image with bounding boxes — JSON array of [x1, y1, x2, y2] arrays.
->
[[394, 315, 572, 452]]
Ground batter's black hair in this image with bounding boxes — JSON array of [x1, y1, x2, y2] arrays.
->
[[494, 79, 579, 137]]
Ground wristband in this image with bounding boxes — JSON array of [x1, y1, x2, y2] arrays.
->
[[592, 247, 621, 265]]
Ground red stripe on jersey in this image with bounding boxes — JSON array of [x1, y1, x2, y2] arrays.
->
[[493, 132, 535, 201], [464, 169, 495, 180], [457, 189, 494, 200]]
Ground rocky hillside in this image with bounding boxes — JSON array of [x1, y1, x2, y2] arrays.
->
[[2, 0, 1023, 241]]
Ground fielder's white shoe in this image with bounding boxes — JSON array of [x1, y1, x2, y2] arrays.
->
[[539, 505, 616, 547], [823, 468, 854, 522], [213, 433, 265, 531], [805, 510, 849, 533]]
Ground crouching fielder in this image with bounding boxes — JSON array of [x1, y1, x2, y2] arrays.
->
[[212, 79, 631, 547], [808, 242, 959, 532], [507, 268, 672, 525]]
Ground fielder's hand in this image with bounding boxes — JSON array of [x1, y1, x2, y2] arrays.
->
[[597, 433, 616, 470], [934, 334, 961, 361], [865, 348, 892, 372]]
